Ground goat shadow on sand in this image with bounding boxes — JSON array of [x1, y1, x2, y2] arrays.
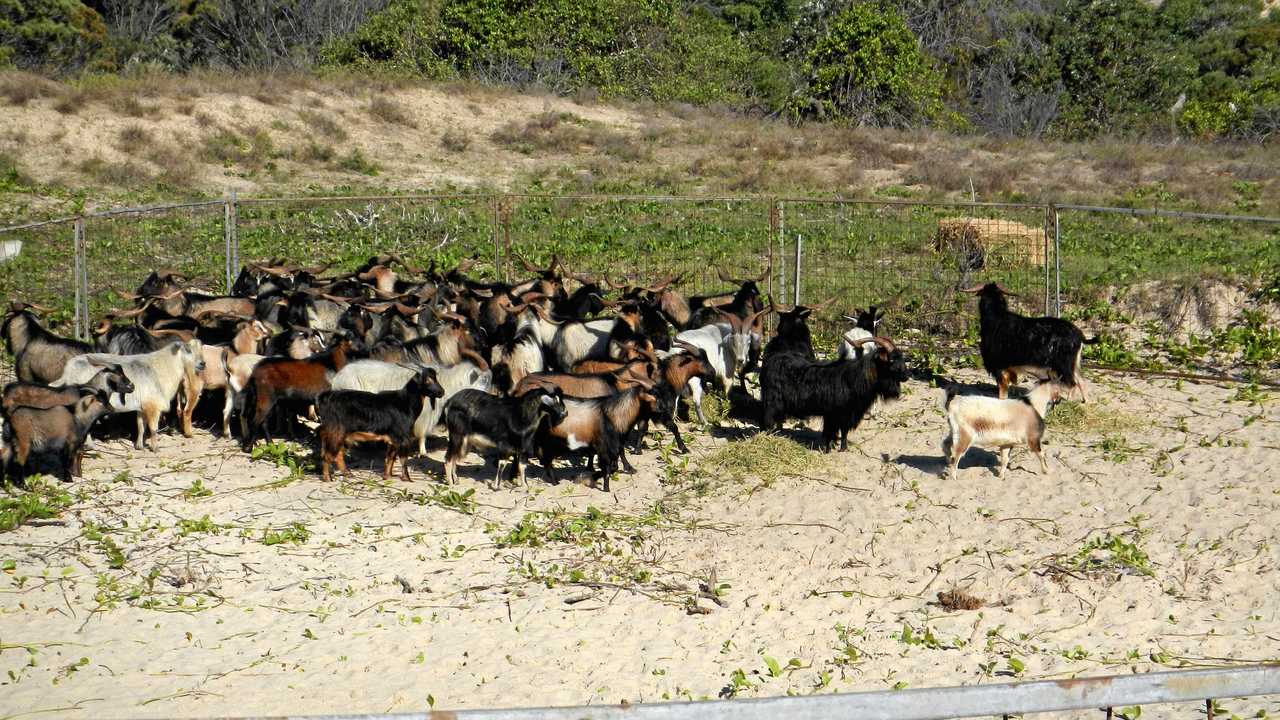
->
[[895, 450, 1002, 475]]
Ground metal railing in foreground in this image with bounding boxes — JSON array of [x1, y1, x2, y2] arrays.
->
[[232, 665, 1280, 720]]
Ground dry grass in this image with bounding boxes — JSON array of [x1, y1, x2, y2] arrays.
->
[[0, 71, 60, 106], [368, 97, 417, 127], [905, 152, 973, 194], [491, 111, 589, 154], [0, 70, 1273, 213], [701, 433, 816, 485], [440, 128, 471, 153], [108, 95, 159, 119], [300, 142, 336, 163], [116, 124, 153, 155], [298, 109, 348, 141], [79, 156, 152, 186]]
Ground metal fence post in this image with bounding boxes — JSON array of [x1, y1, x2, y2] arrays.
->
[[1043, 204, 1052, 315], [73, 217, 85, 341], [777, 201, 787, 310], [1053, 205, 1062, 318], [492, 195, 503, 283], [768, 199, 779, 331], [793, 233, 803, 307], [223, 188, 238, 293]]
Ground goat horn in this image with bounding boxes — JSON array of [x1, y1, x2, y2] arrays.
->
[[715, 267, 734, 283], [512, 252, 539, 273], [747, 304, 774, 323], [103, 306, 148, 320], [752, 265, 771, 283], [994, 283, 1018, 297], [10, 300, 55, 313], [958, 284, 985, 294], [673, 340, 700, 354], [870, 336, 897, 352], [646, 273, 682, 292]]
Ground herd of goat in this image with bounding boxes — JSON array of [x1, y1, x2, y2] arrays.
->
[[0, 253, 1096, 490]]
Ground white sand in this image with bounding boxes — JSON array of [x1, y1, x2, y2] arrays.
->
[[1, 371, 1277, 719]]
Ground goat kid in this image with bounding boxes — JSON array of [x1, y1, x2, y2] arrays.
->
[[941, 379, 1067, 480]]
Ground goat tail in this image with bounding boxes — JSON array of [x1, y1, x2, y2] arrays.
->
[[941, 383, 961, 411]]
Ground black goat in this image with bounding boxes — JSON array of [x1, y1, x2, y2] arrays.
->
[[2, 304, 92, 384], [315, 367, 445, 482], [964, 283, 1095, 400], [760, 337, 907, 452], [442, 385, 567, 489], [762, 302, 820, 360]]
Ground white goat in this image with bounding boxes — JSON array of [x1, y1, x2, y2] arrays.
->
[[941, 380, 1066, 480], [670, 322, 746, 424], [56, 339, 205, 451], [330, 359, 491, 455]]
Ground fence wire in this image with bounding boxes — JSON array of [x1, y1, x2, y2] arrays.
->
[[85, 203, 226, 326], [778, 200, 1052, 353], [235, 196, 496, 278], [502, 195, 773, 304], [6, 192, 1280, 383], [1058, 206, 1280, 381], [0, 218, 79, 337]]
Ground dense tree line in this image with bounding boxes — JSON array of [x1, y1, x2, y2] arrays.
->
[[3, 0, 1277, 140]]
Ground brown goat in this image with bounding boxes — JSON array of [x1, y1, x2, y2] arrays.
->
[[241, 338, 352, 451]]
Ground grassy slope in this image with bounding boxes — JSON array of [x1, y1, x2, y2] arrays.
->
[[0, 70, 1277, 216]]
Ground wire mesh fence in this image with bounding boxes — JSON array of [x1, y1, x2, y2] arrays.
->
[[502, 194, 773, 303], [5, 192, 1280, 382], [84, 203, 226, 326], [235, 195, 497, 278], [777, 199, 1052, 352], [0, 218, 80, 338], [1056, 204, 1280, 381]]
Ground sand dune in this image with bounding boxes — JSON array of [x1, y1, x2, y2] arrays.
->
[[0, 370, 1277, 719]]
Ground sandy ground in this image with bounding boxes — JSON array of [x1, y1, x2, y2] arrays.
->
[[1, 370, 1278, 720]]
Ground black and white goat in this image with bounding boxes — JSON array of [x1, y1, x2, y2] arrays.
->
[[963, 283, 1095, 401], [760, 337, 907, 452], [838, 306, 884, 360]]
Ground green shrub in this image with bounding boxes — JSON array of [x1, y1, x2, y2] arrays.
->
[[787, 3, 945, 128]]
